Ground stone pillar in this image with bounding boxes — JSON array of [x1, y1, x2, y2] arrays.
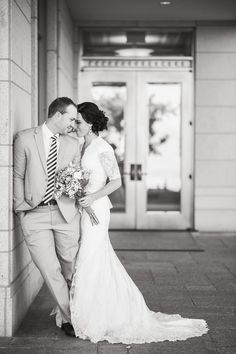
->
[[46, 0, 76, 104], [73, 24, 79, 101], [195, 26, 236, 231], [0, 0, 43, 336], [31, 0, 39, 127], [46, 0, 58, 107]]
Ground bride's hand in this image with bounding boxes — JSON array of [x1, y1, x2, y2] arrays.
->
[[79, 194, 96, 207]]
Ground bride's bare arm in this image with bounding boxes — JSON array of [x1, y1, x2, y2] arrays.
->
[[79, 178, 121, 207]]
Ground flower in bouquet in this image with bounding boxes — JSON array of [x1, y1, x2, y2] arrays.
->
[[53, 162, 90, 201]]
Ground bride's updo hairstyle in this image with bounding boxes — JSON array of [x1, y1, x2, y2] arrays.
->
[[77, 102, 109, 135]]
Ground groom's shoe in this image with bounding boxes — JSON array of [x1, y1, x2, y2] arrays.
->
[[61, 323, 75, 337]]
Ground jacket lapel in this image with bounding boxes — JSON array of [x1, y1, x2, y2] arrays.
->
[[34, 125, 47, 174]]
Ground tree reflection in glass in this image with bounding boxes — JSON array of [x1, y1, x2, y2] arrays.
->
[[147, 83, 181, 211], [91, 83, 127, 212]]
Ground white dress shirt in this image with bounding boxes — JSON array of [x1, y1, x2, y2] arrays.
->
[[42, 123, 59, 160]]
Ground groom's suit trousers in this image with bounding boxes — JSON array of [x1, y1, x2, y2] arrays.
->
[[20, 204, 80, 323]]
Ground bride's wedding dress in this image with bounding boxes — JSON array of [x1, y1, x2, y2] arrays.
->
[[70, 137, 208, 344]]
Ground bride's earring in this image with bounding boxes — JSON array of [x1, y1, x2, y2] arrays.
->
[[88, 127, 93, 135]]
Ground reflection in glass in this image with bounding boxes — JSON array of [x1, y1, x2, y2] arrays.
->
[[147, 83, 181, 211], [91, 83, 126, 212]]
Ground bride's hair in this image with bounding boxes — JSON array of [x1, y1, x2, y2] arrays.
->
[[77, 102, 109, 134]]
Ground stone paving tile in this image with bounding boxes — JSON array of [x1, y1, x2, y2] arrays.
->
[[179, 274, 211, 286], [185, 285, 217, 296], [156, 283, 186, 289], [211, 280, 236, 294], [98, 342, 127, 354], [158, 304, 234, 315], [145, 302, 161, 312], [0, 349, 48, 354], [206, 272, 236, 281], [192, 295, 236, 308], [129, 343, 162, 353], [147, 262, 177, 272], [198, 314, 236, 329], [158, 287, 190, 296], [152, 274, 185, 286], [134, 280, 159, 297], [134, 282, 161, 310], [0, 349, 94, 354], [190, 252, 225, 264], [125, 268, 154, 282], [116, 251, 148, 263], [175, 263, 229, 273], [205, 266, 234, 275], [122, 261, 158, 270], [158, 293, 191, 301], [146, 252, 194, 263], [160, 297, 194, 308], [209, 329, 236, 348], [0, 337, 13, 346], [224, 264, 236, 276], [8, 337, 97, 354], [218, 347, 236, 354]]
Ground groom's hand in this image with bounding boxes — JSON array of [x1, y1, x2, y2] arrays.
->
[[84, 206, 99, 226]]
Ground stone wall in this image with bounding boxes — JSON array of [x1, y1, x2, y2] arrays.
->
[[0, 0, 43, 336], [195, 26, 236, 231], [0, 0, 76, 336]]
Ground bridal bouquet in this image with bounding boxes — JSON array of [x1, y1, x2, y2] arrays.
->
[[53, 162, 99, 225], [53, 162, 90, 201]]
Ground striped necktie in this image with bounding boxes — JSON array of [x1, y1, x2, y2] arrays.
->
[[43, 135, 58, 203]]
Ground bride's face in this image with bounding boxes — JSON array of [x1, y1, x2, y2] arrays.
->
[[75, 113, 91, 137]]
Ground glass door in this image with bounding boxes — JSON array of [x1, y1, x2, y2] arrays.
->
[[79, 71, 136, 228], [79, 70, 194, 229], [136, 71, 194, 229]]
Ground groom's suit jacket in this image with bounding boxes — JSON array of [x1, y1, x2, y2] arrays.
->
[[13, 125, 81, 223]]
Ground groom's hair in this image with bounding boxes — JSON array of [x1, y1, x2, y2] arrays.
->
[[48, 97, 76, 118]]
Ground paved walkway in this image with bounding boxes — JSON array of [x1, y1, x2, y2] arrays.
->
[[0, 232, 236, 353]]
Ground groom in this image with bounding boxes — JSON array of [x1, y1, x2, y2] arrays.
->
[[13, 97, 81, 336]]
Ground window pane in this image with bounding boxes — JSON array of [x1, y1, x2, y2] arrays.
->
[[147, 83, 181, 211], [91, 83, 127, 212]]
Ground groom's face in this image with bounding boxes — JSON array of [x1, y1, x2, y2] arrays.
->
[[57, 104, 77, 134]]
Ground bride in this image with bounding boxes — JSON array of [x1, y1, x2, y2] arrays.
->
[[69, 102, 208, 344]]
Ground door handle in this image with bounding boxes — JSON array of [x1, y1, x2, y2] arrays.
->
[[128, 164, 145, 180], [130, 164, 136, 180], [137, 164, 142, 181]]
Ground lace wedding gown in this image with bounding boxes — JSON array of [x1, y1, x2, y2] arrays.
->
[[70, 137, 208, 344]]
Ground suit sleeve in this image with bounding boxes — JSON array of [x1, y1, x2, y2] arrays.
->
[[13, 133, 26, 212]]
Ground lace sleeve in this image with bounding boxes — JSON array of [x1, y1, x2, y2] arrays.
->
[[99, 148, 121, 181]]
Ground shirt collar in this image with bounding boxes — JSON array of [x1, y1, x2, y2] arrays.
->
[[42, 122, 59, 140]]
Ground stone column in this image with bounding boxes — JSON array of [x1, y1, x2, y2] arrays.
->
[[0, 0, 43, 336], [46, 0, 58, 107], [73, 24, 79, 101]]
